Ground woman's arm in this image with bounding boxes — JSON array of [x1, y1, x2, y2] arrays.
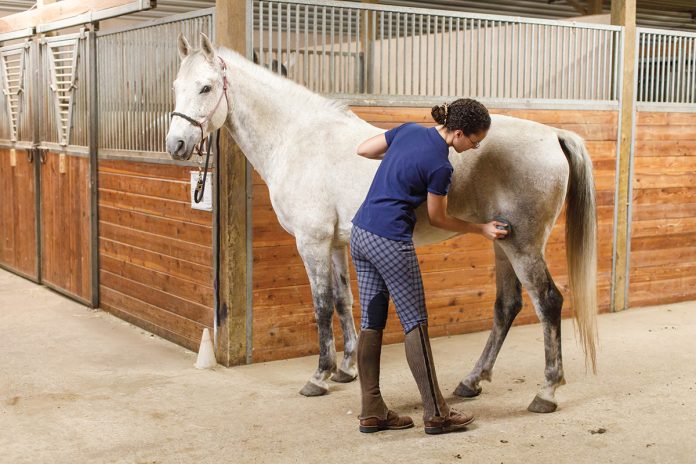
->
[[426, 193, 509, 240], [357, 134, 389, 160]]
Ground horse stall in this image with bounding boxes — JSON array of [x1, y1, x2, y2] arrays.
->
[[1, 0, 695, 372], [94, 11, 217, 352], [0, 10, 217, 350], [247, 1, 622, 363], [629, 28, 696, 307]]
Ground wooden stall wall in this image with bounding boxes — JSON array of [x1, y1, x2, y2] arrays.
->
[[251, 107, 617, 362], [629, 112, 696, 306], [0, 147, 37, 279], [41, 152, 91, 300], [97, 159, 214, 351]]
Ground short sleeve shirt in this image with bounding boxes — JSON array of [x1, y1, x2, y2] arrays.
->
[[352, 123, 453, 242]]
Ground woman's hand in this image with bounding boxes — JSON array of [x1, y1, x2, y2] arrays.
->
[[426, 194, 511, 241], [481, 221, 509, 241]]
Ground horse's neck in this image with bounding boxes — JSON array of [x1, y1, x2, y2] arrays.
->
[[219, 50, 335, 183]]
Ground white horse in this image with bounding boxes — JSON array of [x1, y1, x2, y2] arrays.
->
[[166, 33, 598, 413]]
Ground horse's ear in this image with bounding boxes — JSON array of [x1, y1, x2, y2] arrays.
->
[[200, 32, 215, 62], [252, 50, 259, 64], [178, 33, 191, 60]]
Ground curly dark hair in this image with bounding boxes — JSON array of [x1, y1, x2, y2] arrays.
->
[[431, 98, 491, 135]]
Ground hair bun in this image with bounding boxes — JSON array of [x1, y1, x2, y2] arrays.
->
[[431, 104, 447, 125]]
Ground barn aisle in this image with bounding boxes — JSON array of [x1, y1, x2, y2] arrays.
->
[[1, 268, 694, 464]]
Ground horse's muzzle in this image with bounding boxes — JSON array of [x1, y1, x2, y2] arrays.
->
[[166, 137, 193, 160]]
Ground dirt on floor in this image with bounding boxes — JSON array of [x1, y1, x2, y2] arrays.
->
[[1, 268, 695, 464]]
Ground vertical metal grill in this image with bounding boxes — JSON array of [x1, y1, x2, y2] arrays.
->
[[40, 32, 90, 148], [252, 0, 623, 103], [46, 38, 80, 146], [96, 10, 213, 154], [637, 28, 696, 105], [0, 43, 29, 142]]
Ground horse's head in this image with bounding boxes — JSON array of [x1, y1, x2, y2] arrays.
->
[[166, 33, 229, 160]]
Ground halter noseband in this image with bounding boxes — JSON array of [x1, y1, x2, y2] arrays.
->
[[171, 56, 230, 146]]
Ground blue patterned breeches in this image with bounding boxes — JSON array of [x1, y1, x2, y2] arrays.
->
[[350, 225, 427, 333]]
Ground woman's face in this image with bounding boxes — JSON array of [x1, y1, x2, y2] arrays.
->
[[452, 129, 488, 153]]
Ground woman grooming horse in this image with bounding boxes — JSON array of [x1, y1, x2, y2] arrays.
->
[[166, 34, 597, 414], [351, 99, 508, 435]]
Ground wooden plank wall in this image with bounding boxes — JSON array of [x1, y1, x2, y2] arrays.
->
[[0, 148, 37, 278], [40, 152, 91, 299], [251, 108, 618, 362], [97, 159, 214, 351], [629, 112, 696, 306]]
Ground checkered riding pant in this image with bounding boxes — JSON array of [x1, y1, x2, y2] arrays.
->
[[350, 225, 427, 333]]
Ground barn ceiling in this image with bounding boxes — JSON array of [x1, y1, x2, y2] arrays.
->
[[1, 0, 695, 32]]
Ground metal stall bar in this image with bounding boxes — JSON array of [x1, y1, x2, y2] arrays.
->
[[636, 27, 696, 110], [88, 28, 99, 308], [252, 0, 622, 108]]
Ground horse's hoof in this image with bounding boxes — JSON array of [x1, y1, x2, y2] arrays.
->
[[527, 395, 557, 413], [453, 382, 482, 398], [299, 381, 329, 397], [331, 369, 357, 383]]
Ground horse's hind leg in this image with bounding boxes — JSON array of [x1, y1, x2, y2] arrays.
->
[[454, 244, 523, 398], [507, 250, 565, 413], [329, 245, 358, 383], [297, 237, 338, 397]]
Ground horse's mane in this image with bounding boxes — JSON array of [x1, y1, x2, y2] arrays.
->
[[216, 46, 353, 119]]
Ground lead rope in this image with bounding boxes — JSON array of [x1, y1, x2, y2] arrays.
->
[[194, 130, 221, 204]]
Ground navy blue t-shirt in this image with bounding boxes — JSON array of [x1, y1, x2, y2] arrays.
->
[[352, 123, 453, 242]]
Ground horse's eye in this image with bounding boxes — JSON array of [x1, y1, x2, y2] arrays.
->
[[200, 85, 212, 94]]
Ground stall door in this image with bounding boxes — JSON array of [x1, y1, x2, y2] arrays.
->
[[0, 42, 39, 281], [38, 33, 94, 305]]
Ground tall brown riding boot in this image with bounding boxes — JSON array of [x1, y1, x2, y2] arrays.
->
[[357, 329, 414, 433], [404, 323, 475, 435]]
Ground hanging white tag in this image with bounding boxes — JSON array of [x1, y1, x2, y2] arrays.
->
[[190, 171, 213, 211]]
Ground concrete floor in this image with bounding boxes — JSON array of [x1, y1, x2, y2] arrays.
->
[[1, 268, 695, 464]]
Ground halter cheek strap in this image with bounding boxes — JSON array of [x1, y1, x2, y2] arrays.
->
[[171, 56, 230, 144], [199, 57, 229, 130]]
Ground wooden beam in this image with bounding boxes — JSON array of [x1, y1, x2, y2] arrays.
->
[[611, 0, 637, 312], [588, 0, 603, 14], [0, 0, 152, 35], [215, 0, 250, 366]]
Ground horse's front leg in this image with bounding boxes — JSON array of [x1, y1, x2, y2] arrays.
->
[[329, 245, 358, 383], [297, 237, 338, 397]]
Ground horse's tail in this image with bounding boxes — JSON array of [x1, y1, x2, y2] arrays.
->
[[555, 128, 598, 374]]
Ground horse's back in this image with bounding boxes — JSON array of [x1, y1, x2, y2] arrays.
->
[[273, 114, 380, 242], [414, 114, 570, 247]]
